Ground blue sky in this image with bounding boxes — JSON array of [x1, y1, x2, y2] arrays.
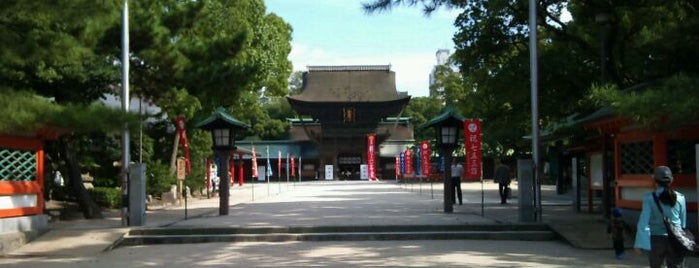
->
[[265, 0, 460, 97]]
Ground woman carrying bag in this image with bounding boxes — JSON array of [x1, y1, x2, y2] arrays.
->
[[634, 166, 688, 268]]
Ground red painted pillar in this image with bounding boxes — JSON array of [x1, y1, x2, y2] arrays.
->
[[238, 154, 244, 186]]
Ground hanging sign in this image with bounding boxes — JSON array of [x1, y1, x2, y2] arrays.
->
[[420, 141, 431, 176], [464, 119, 482, 178], [367, 133, 377, 180], [405, 148, 413, 175]]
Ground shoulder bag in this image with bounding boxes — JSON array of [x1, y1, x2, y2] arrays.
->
[[652, 192, 696, 253]]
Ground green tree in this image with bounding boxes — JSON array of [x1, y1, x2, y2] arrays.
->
[[288, 71, 304, 95], [404, 97, 443, 143], [0, 0, 121, 104], [121, 0, 292, 110], [590, 75, 699, 132], [365, 0, 699, 158], [0, 0, 294, 217]]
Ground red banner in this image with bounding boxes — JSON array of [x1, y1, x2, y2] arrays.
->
[[420, 141, 431, 176], [251, 147, 258, 178], [367, 133, 376, 180], [291, 156, 296, 177], [405, 149, 413, 175], [238, 160, 244, 186], [395, 156, 401, 177], [234, 153, 235, 185], [464, 119, 482, 179], [278, 150, 282, 178], [174, 116, 191, 174]]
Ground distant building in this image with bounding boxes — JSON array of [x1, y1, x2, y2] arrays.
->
[[237, 65, 414, 180], [429, 49, 453, 100]]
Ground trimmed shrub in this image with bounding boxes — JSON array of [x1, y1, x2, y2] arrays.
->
[[91, 187, 121, 209], [146, 161, 177, 197]]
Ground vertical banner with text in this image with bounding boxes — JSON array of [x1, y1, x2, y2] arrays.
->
[[251, 147, 258, 178], [278, 150, 282, 178], [367, 133, 377, 180], [464, 119, 482, 179], [405, 148, 413, 175], [290, 155, 296, 177], [395, 156, 401, 178], [420, 141, 431, 176]]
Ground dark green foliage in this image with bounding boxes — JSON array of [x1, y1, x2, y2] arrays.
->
[[405, 97, 442, 142], [590, 75, 699, 131], [91, 187, 122, 209], [0, 90, 142, 134], [1, 0, 294, 217], [365, 0, 699, 159], [146, 160, 177, 198]]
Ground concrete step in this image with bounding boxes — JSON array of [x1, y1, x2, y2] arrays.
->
[[111, 224, 557, 249]]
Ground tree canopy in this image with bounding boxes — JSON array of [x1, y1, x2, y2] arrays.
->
[[365, 0, 699, 158], [0, 0, 294, 216]]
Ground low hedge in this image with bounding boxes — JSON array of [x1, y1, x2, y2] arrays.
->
[[91, 187, 122, 209]]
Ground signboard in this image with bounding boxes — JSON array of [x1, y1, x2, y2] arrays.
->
[[420, 141, 431, 176], [360, 164, 369, 180], [405, 149, 413, 174], [464, 119, 482, 179], [367, 133, 377, 180], [257, 166, 266, 181], [325, 165, 334, 180], [176, 157, 186, 181]]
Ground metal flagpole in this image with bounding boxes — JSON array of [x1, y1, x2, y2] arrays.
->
[[481, 163, 484, 216], [529, 0, 542, 222], [120, 0, 131, 227], [251, 145, 256, 201], [266, 146, 270, 196]]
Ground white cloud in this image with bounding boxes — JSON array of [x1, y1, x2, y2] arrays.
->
[[289, 42, 437, 97]]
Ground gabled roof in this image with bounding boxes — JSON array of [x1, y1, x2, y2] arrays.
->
[[195, 107, 249, 130], [421, 106, 465, 129]]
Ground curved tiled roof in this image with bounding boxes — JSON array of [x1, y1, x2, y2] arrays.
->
[[288, 65, 409, 103]]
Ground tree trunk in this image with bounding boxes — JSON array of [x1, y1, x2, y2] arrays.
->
[[58, 138, 104, 219]]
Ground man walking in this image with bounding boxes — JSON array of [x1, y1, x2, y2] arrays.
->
[[494, 161, 511, 204], [451, 159, 464, 205]]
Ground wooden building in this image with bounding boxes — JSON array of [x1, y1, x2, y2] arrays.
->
[[0, 133, 53, 250], [237, 65, 414, 180], [286, 65, 412, 180], [581, 108, 699, 221], [545, 105, 699, 230]]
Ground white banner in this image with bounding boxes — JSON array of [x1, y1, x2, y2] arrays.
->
[[325, 165, 334, 180], [360, 164, 369, 180]]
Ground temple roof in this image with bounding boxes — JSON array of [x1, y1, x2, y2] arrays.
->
[[288, 65, 409, 103]]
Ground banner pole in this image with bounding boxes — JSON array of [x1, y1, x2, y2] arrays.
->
[[481, 160, 485, 216]]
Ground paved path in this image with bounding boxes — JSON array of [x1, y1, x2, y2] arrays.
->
[[1, 180, 697, 267]]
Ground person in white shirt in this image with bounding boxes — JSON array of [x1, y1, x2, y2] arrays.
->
[[451, 159, 464, 205]]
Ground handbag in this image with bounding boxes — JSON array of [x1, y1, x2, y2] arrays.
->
[[652, 193, 696, 253]]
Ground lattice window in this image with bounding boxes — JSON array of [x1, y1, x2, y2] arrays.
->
[[0, 147, 37, 181], [667, 139, 699, 175], [620, 141, 653, 174]]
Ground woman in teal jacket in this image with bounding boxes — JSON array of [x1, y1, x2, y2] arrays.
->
[[634, 166, 687, 268]]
